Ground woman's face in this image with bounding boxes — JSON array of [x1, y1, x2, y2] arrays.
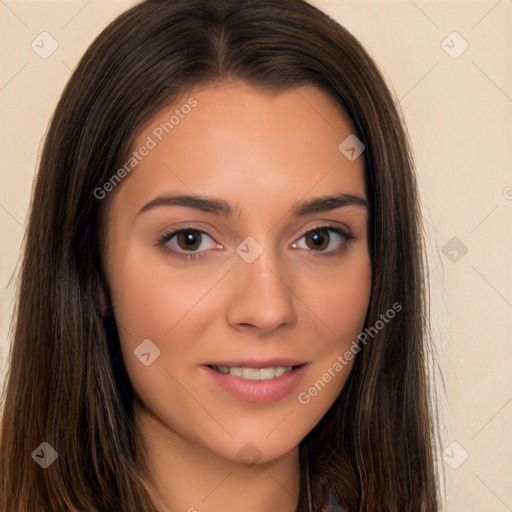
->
[[105, 81, 371, 464]]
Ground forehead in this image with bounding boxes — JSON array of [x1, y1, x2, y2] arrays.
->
[[113, 81, 366, 215]]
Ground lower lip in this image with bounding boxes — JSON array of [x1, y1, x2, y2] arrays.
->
[[202, 365, 307, 404]]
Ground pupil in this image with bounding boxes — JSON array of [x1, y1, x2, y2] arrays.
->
[[307, 230, 329, 250], [178, 231, 201, 250]]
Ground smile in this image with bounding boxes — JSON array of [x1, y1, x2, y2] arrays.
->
[[209, 365, 294, 380], [203, 364, 307, 403]]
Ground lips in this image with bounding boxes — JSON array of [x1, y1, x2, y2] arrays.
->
[[202, 361, 308, 403], [203, 358, 307, 368]]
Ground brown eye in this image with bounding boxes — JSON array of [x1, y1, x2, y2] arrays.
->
[[304, 229, 330, 250], [160, 228, 218, 255], [292, 226, 352, 255], [176, 230, 202, 251]]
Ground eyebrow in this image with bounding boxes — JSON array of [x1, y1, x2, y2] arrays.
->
[[137, 193, 368, 217], [138, 194, 236, 217], [292, 193, 368, 215]]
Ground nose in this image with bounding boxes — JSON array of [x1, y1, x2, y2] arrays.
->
[[225, 246, 297, 334]]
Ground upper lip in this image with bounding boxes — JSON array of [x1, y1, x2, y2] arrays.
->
[[205, 358, 307, 368]]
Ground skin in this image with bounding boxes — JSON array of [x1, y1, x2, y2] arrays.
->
[[104, 81, 372, 512]]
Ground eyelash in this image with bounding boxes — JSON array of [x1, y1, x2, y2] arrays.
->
[[155, 225, 354, 262]]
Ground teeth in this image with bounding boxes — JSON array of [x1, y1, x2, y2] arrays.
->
[[274, 366, 287, 377], [212, 365, 293, 380]]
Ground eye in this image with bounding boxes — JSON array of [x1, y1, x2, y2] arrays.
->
[[292, 226, 352, 255], [157, 228, 220, 259]]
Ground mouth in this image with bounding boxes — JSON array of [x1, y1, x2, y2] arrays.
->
[[207, 364, 305, 381], [202, 362, 308, 403]]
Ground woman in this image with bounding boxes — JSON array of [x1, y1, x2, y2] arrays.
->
[[0, 0, 443, 510]]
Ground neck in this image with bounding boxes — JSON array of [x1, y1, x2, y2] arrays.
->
[[134, 399, 301, 512]]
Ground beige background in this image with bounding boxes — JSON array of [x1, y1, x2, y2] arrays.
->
[[1, 1, 511, 510]]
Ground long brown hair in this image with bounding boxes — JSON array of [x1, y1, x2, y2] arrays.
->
[[0, 0, 444, 510]]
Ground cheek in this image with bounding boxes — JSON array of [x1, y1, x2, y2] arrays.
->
[[108, 246, 228, 398], [305, 255, 372, 344], [108, 250, 220, 425], [108, 244, 223, 342], [294, 253, 371, 407]]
